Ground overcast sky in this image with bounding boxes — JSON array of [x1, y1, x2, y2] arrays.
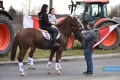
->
[[3, 0, 120, 14]]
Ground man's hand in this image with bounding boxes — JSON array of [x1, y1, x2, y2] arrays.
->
[[81, 31, 85, 34]]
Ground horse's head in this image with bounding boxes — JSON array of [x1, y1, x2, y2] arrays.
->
[[68, 15, 82, 35], [56, 15, 82, 36]]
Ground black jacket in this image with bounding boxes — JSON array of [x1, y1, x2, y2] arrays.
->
[[38, 12, 51, 27], [81, 30, 96, 48]]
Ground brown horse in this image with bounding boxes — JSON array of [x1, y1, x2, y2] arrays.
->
[[10, 15, 82, 76]]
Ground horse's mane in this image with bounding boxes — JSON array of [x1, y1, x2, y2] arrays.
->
[[56, 15, 71, 27]]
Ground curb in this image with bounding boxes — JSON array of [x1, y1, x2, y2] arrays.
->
[[0, 53, 120, 65]]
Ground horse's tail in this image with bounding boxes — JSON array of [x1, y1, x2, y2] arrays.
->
[[10, 33, 19, 61]]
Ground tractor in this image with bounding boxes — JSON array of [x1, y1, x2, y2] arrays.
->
[[66, 0, 120, 49], [0, 0, 14, 57]]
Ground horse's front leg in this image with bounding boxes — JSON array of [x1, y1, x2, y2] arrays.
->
[[47, 49, 56, 74], [55, 49, 63, 75], [28, 46, 36, 69]]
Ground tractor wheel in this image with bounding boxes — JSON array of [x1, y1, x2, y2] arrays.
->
[[97, 22, 120, 50], [66, 34, 74, 49], [0, 16, 14, 57]]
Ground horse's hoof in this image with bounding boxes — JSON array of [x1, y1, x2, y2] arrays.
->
[[21, 72, 26, 76], [29, 67, 35, 69], [29, 65, 35, 69], [59, 67, 62, 70], [48, 70, 52, 74], [57, 70, 62, 75]]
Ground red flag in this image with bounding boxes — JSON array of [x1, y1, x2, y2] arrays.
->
[[31, 17, 39, 29], [92, 24, 119, 51]]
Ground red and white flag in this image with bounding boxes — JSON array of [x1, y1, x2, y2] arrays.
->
[[23, 15, 39, 29], [92, 24, 119, 51]]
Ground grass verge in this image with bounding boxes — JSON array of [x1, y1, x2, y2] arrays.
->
[[0, 40, 120, 61]]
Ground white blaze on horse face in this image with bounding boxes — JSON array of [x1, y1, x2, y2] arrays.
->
[[18, 62, 24, 72]]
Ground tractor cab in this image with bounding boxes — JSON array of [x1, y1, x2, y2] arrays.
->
[[69, 0, 109, 29]]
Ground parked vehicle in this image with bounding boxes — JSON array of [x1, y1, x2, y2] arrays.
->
[[0, 0, 14, 57], [64, 0, 120, 49]]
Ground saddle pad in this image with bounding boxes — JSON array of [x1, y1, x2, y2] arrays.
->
[[39, 29, 61, 40]]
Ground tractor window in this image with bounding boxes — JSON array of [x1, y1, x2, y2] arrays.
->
[[92, 4, 108, 18], [103, 4, 108, 18], [92, 5, 99, 16], [74, 3, 85, 19], [84, 4, 103, 24], [92, 4, 102, 17], [89, 4, 102, 21]]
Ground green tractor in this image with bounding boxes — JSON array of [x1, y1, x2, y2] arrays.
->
[[0, 0, 14, 57]]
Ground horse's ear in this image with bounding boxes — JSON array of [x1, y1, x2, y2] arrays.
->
[[70, 13, 78, 20], [70, 13, 75, 19]]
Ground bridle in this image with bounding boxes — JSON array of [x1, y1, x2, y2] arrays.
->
[[56, 16, 82, 31]]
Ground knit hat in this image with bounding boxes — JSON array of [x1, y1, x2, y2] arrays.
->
[[88, 22, 94, 28]]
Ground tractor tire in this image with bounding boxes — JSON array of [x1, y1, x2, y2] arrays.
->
[[66, 33, 74, 49], [0, 16, 14, 57], [97, 22, 120, 50]]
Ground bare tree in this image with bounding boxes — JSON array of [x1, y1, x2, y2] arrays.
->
[[8, 6, 16, 18], [21, 0, 41, 15], [28, 0, 31, 15], [109, 4, 120, 18], [21, 0, 31, 15]]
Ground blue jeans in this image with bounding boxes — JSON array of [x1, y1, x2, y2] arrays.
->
[[84, 47, 93, 73], [41, 26, 57, 35]]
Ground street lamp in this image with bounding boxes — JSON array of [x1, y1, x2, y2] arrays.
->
[[49, 0, 53, 8]]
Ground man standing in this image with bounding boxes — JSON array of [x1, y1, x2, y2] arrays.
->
[[81, 22, 96, 76]]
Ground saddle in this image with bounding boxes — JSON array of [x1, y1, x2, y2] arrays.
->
[[39, 26, 61, 40]]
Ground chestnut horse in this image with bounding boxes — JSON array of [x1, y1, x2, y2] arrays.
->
[[10, 15, 82, 76]]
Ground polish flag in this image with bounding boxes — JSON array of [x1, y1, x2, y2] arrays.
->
[[23, 15, 39, 29], [92, 24, 119, 51]]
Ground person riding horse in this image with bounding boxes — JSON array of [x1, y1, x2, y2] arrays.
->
[[38, 4, 60, 48], [48, 8, 58, 25], [11, 9, 82, 76]]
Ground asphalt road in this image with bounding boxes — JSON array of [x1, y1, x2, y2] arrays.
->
[[0, 58, 120, 80]]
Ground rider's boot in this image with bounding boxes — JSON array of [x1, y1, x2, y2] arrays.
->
[[52, 34, 61, 48]]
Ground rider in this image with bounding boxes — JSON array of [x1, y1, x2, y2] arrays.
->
[[38, 4, 60, 48], [48, 8, 58, 25]]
